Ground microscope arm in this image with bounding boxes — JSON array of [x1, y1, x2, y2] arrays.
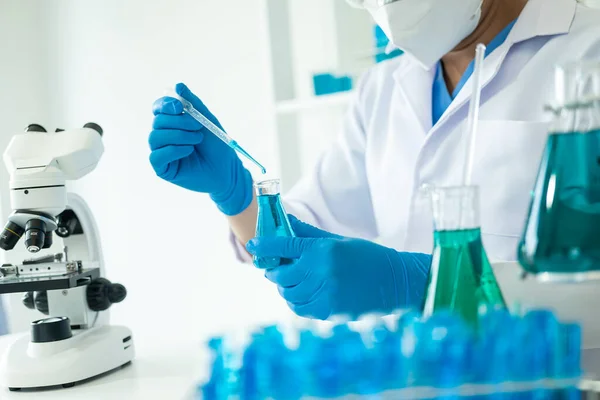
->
[[45, 192, 111, 328], [62, 192, 105, 278]]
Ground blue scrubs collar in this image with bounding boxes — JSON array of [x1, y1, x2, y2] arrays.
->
[[432, 19, 518, 126]]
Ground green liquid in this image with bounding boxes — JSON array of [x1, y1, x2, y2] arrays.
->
[[422, 228, 506, 325], [519, 131, 600, 274]]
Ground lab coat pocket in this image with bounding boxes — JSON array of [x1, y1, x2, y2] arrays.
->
[[473, 120, 550, 262]]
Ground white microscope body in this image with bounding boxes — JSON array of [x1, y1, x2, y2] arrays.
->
[[0, 124, 134, 391]]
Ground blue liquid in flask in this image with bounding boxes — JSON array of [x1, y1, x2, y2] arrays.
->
[[253, 179, 295, 269], [519, 63, 600, 278], [519, 131, 600, 275]]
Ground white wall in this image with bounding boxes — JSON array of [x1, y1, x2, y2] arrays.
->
[[2, 0, 298, 342], [0, 0, 59, 330], [0, 1, 53, 220]]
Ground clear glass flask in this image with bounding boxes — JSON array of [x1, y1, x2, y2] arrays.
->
[[253, 179, 295, 269], [518, 62, 600, 281], [422, 186, 506, 325]]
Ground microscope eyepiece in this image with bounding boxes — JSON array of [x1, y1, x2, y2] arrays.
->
[[25, 124, 46, 133], [0, 221, 24, 251], [24, 219, 46, 253], [83, 123, 103, 137]]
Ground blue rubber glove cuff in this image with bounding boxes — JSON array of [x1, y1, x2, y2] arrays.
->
[[388, 251, 432, 310], [209, 163, 254, 216], [246, 216, 432, 320]]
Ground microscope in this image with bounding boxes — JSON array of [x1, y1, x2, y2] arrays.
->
[[0, 123, 134, 391]]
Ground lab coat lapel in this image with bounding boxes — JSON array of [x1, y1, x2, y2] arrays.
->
[[430, 0, 577, 129], [392, 60, 436, 136], [442, 49, 506, 125], [402, 0, 577, 252]]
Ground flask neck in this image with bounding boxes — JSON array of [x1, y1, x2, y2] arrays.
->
[[431, 186, 480, 231], [254, 179, 281, 196], [551, 104, 600, 134], [550, 62, 600, 133]]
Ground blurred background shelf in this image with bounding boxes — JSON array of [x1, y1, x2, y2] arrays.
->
[[263, 0, 403, 191], [275, 91, 354, 114], [264, 0, 374, 191]]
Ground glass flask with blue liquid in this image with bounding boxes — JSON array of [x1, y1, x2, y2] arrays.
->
[[519, 62, 600, 281], [253, 179, 295, 269]]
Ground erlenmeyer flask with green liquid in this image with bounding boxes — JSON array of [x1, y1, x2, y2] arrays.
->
[[422, 186, 506, 325], [519, 62, 600, 281]]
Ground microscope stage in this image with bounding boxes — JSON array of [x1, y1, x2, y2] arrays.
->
[[0, 268, 99, 294]]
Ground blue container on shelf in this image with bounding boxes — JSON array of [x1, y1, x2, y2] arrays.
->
[[312, 73, 334, 96], [312, 73, 353, 96], [374, 25, 403, 63]]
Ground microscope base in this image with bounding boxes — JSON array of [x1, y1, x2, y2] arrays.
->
[[0, 325, 134, 390]]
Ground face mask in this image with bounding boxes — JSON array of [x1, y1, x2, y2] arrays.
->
[[348, 0, 483, 70]]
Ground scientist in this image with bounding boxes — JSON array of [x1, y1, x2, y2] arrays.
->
[[149, 0, 600, 320]]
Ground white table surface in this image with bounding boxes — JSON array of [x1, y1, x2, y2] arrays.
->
[[1, 332, 600, 399], [0, 333, 205, 400], [2, 262, 600, 398]]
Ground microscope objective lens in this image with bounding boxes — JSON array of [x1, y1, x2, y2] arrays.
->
[[24, 219, 46, 254], [0, 221, 24, 251]]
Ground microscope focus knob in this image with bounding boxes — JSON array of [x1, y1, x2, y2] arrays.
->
[[109, 283, 127, 303], [22, 292, 35, 310], [34, 291, 49, 315], [31, 317, 72, 343], [86, 278, 127, 311]]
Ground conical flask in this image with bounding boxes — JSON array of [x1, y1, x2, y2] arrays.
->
[[518, 62, 600, 281], [422, 186, 506, 325], [253, 179, 295, 269]]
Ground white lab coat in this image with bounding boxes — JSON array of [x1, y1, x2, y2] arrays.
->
[[231, 0, 600, 349], [284, 0, 600, 263]]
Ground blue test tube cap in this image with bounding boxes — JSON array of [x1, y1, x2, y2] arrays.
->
[[425, 310, 469, 332], [362, 323, 392, 392], [437, 335, 472, 388], [560, 323, 582, 378], [200, 381, 217, 400], [511, 310, 558, 381], [478, 307, 513, 332], [396, 310, 422, 332], [208, 336, 224, 352], [482, 332, 514, 384], [337, 325, 368, 394], [526, 309, 561, 378], [268, 347, 304, 400], [413, 311, 472, 387], [309, 338, 344, 398]]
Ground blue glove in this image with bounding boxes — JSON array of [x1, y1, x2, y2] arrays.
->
[[246, 216, 431, 320], [149, 83, 253, 216]]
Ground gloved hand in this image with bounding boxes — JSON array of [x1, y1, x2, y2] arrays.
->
[[149, 83, 253, 216], [246, 216, 431, 320]]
